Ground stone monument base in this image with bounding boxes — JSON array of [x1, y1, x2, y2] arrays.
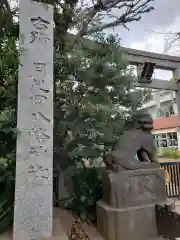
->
[[97, 200, 158, 240], [102, 166, 166, 209]]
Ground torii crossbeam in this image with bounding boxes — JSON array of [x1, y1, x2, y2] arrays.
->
[[67, 33, 180, 91]]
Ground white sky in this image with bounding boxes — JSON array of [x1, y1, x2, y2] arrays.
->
[[106, 0, 180, 81], [16, 0, 180, 81]]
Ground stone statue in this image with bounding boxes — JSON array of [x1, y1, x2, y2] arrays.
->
[[97, 111, 165, 240], [104, 110, 158, 171]]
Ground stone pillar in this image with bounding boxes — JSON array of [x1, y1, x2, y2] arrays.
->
[[173, 69, 180, 150], [176, 130, 180, 150], [174, 68, 180, 115], [13, 1, 54, 240]]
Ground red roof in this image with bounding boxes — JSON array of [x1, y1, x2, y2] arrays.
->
[[153, 115, 180, 130]]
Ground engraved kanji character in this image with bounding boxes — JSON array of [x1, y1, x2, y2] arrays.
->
[[28, 164, 48, 172], [33, 62, 46, 75], [31, 85, 50, 94], [32, 78, 45, 86], [30, 16, 50, 30], [32, 112, 51, 123], [30, 94, 47, 104], [39, 87, 50, 94], [28, 126, 51, 144], [30, 85, 50, 104], [28, 164, 49, 180], [29, 145, 48, 156], [30, 31, 50, 44]]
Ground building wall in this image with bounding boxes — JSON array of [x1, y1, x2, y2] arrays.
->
[[142, 90, 177, 119], [177, 129, 180, 150], [153, 128, 177, 135], [174, 103, 178, 115], [142, 90, 180, 149]]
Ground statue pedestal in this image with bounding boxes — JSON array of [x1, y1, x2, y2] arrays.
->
[[97, 165, 167, 240]]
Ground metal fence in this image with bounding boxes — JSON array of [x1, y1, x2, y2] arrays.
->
[[160, 162, 180, 198]]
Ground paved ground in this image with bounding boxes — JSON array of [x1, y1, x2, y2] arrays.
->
[[1, 204, 180, 240], [0, 208, 70, 240], [1, 199, 180, 239], [0, 232, 12, 240], [1, 159, 179, 239], [175, 199, 180, 212]]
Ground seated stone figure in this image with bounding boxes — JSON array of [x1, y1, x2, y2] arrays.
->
[[104, 110, 158, 171]]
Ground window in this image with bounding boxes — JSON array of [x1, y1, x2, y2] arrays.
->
[[157, 109, 164, 117], [161, 134, 166, 139], [157, 104, 175, 118], [154, 132, 178, 148], [160, 139, 167, 147], [167, 132, 178, 146], [154, 134, 161, 147], [169, 104, 175, 115]]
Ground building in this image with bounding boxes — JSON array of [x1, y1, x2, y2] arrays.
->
[[141, 90, 180, 149]]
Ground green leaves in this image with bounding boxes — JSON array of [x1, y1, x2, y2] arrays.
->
[[54, 33, 151, 166], [65, 167, 102, 221], [0, 154, 15, 233], [0, 27, 17, 158], [0, 158, 8, 168], [0, 10, 17, 232], [0, 178, 14, 233]]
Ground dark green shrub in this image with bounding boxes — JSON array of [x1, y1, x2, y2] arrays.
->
[[65, 167, 102, 222], [0, 155, 15, 233]]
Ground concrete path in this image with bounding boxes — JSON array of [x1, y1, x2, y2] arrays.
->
[[1, 204, 180, 240], [0, 231, 12, 240], [175, 199, 180, 211], [0, 208, 69, 240]]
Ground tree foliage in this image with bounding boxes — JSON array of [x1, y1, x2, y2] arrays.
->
[[164, 31, 180, 54], [0, 2, 18, 232], [54, 33, 151, 168], [0, 0, 154, 168]]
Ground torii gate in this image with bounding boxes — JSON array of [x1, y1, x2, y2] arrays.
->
[[123, 46, 180, 115], [67, 33, 180, 98], [14, 0, 180, 239], [123, 46, 180, 91]]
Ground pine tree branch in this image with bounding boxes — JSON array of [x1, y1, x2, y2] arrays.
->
[[75, 0, 154, 37], [73, 6, 99, 43]]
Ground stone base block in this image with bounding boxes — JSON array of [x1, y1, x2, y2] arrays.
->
[[102, 167, 166, 208], [97, 200, 158, 240]]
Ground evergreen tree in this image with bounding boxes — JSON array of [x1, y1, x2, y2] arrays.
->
[[54, 33, 151, 168]]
